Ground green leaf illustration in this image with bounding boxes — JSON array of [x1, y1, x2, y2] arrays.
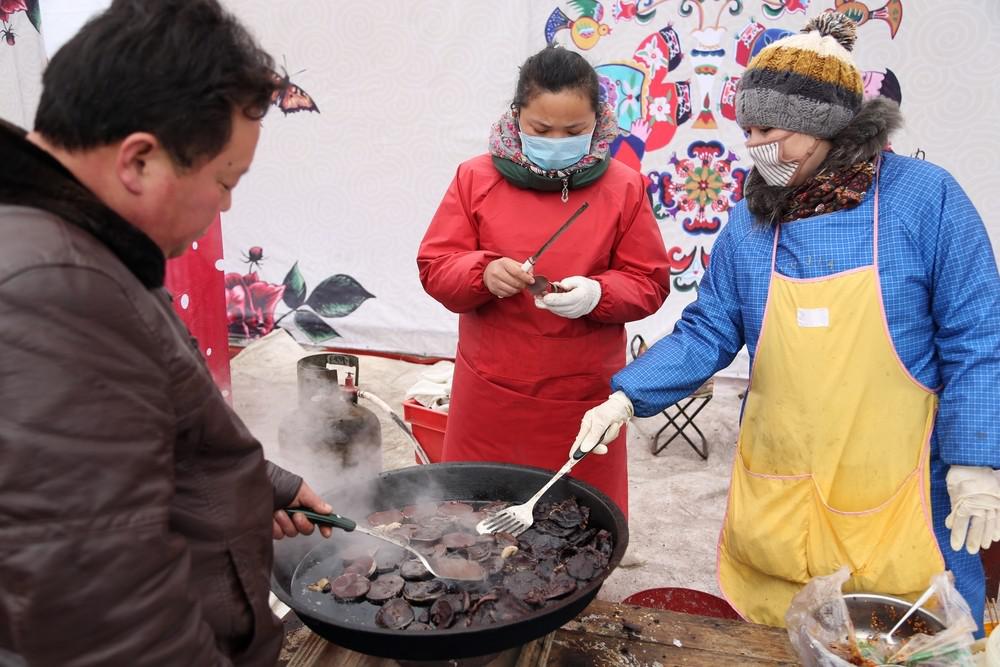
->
[[282, 262, 307, 309], [294, 310, 340, 342], [306, 274, 374, 318], [25, 0, 41, 32]]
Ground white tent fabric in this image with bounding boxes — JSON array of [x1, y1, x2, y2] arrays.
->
[[0, 2, 45, 128], [219, 1, 1000, 379], [6, 1, 1000, 379]]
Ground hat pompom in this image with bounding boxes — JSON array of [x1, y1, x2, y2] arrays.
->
[[803, 12, 858, 52]]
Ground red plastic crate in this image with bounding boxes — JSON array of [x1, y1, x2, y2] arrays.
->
[[402, 399, 447, 464]]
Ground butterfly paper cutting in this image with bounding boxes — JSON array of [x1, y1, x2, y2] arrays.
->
[[270, 68, 319, 115]]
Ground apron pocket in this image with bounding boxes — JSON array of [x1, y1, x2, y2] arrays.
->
[[807, 471, 944, 596], [725, 457, 812, 584]]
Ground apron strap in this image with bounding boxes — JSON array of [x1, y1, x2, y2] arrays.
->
[[873, 154, 882, 269]]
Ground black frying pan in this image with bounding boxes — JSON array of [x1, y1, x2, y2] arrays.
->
[[271, 462, 628, 661]]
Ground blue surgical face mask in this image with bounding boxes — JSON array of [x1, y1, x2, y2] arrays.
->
[[519, 126, 594, 171]]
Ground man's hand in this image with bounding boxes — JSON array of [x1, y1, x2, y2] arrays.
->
[[535, 275, 601, 319], [945, 465, 1000, 554], [273, 480, 334, 540], [570, 391, 634, 458], [484, 258, 534, 298]]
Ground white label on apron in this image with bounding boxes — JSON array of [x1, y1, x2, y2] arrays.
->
[[797, 307, 830, 328]]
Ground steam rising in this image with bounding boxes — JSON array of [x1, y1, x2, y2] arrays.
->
[[229, 330, 449, 524]]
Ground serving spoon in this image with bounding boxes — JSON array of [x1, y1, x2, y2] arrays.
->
[[286, 509, 484, 582]]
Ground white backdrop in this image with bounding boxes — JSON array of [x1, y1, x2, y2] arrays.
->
[[0, 2, 44, 127], [4, 0, 999, 377]]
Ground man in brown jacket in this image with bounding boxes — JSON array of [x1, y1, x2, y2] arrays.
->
[[0, 1, 335, 665]]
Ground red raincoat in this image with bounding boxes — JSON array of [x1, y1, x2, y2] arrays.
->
[[417, 155, 669, 513]]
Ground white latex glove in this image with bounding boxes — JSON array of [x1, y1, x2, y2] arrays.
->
[[570, 391, 634, 458], [534, 275, 601, 319], [945, 465, 1000, 554]]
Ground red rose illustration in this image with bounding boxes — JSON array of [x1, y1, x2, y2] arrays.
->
[[0, 0, 27, 24], [225, 271, 286, 339]]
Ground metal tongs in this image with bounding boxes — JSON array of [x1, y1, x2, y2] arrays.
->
[[286, 509, 484, 581]]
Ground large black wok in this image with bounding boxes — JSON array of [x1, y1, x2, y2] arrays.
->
[[271, 462, 628, 661]]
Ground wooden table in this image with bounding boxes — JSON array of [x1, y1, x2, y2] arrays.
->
[[279, 599, 800, 666]]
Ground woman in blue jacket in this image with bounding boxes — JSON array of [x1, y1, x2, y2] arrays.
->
[[573, 14, 1000, 630]]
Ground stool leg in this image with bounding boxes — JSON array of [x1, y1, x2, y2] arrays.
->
[[686, 421, 709, 460], [652, 403, 692, 456], [651, 396, 712, 460], [652, 409, 682, 455], [681, 398, 711, 460]]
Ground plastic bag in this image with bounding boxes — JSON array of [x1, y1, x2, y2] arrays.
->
[[786, 567, 978, 666], [787, 567, 856, 667]]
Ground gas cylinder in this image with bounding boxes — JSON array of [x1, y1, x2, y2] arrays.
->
[[278, 353, 382, 489]]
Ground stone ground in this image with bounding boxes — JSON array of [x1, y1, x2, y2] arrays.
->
[[232, 330, 746, 604]]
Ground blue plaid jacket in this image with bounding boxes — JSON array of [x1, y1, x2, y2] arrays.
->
[[614, 151, 1000, 628]]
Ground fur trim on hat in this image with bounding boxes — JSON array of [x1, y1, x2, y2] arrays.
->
[[743, 96, 903, 226]]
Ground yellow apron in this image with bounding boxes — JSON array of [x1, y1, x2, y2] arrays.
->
[[717, 164, 946, 626]]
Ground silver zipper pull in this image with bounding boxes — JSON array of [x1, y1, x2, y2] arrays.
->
[[561, 178, 569, 203]]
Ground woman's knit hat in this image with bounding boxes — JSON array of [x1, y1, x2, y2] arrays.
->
[[736, 13, 863, 139]]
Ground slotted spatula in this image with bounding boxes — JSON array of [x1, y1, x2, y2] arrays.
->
[[475, 440, 597, 537]]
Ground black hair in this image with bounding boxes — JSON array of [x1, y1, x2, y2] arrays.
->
[[512, 45, 600, 113], [34, 0, 277, 169]]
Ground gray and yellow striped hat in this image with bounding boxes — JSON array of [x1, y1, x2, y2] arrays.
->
[[736, 13, 863, 139]]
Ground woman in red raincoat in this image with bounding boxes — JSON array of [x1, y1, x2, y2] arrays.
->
[[417, 46, 669, 514]]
